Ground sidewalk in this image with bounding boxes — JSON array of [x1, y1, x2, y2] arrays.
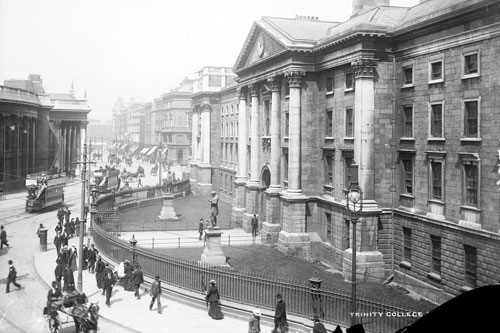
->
[[34, 236, 275, 332]]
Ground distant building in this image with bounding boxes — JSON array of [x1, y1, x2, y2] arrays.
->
[[0, 74, 90, 189]]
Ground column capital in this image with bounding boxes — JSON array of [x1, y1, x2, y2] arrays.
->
[[53, 121, 61, 128], [80, 121, 89, 129], [200, 103, 212, 113], [248, 83, 259, 97], [284, 70, 305, 88], [267, 76, 281, 92], [236, 86, 247, 100], [351, 58, 377, 78]]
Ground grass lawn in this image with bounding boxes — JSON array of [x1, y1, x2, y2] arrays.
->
[[156, 244, 436, 312]]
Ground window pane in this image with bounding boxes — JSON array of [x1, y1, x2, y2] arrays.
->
[[346, 109, 353, 137], [403, 227, 411, 261], [431, 61, 442, 80], [432, 162, 442, 200], [325, 109, 333, 137], [403, 106, 413, 137], [346, 72, 353, 89], [464, 101, 478, 137], [326, 77, 333, 92], [464, 164, 478, 206], [402, 159, 413, 194], [403, 67, 413, 85], [464, 54, 478, 74], [431, 104, 443, 137], [431, 236, 441, 274]]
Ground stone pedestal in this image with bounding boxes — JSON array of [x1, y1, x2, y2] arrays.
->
[[261, 222, 281, 246], [201, 227, 227, 266], [343, 249, 385, 283], [157, 193, 178, 221]]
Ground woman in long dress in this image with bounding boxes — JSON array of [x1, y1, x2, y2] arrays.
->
[[205, 280, 224, 320]]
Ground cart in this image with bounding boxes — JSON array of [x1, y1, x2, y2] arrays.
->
[[44, 292, 99, 333]]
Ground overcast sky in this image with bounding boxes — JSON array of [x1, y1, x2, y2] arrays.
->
[[0, 0, 419, 120]]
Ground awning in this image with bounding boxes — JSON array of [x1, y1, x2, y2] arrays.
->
[[112, 142, 119, 148], [140, 147, 150, 154], [161, 147, 168, 156], [120, 143, 128, 150], [129, 146, 139, 154], [146, 146, 158, 156]]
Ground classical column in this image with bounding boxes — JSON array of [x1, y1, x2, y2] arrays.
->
[[231, 86, 248, 226], [352, 58, 376, 200], [200, 104, 211, 165], [191, 112, 198, 163], [285, 70, 305, 196], [268, 76, 281, 192], [236, 86, 248, 182], [248, 83, 260, 185], [54, 121, 62, 174]]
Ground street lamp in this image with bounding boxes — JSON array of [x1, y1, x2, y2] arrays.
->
[[129, 234, 138, 267], [89, 185, 99, 235], [344, 176, 363, 327]]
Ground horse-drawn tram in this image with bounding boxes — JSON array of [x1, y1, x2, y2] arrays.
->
[[94, 167, 120, 193], [25, 172, 66, 213]]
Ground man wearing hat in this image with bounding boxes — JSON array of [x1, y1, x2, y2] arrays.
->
[[149, 275, 162, 314], [248, 308, 261, 333], [313, 314, 327, 333], [94, 255, 105, 289], [272, 293, 288, 333]]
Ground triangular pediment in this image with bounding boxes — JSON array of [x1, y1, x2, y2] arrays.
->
[[234, 23, 287, 72]]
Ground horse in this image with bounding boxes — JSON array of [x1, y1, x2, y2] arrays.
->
[[71, 302, 99, 333]]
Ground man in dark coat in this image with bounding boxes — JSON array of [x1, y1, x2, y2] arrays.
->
[[122, 260, 133, 290], [0, 225, 9, 249], [149, 275, 162, 314], [102, 271, 116, 306], [57, 207, 64, 225], [94, 256, 105, 289], [54, 259, 65, 288], [5, 260, 21, 292], [53, 231, 62, 257], [312, 314, 327, 333], [102, 263, 113, 295], [87, 244, 98, 273], [251, 214, 259, 238], [62, 264, 75, 292], [129, 264, 144, 299], [272, 293, 288, 333]]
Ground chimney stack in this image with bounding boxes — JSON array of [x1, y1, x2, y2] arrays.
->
[[352, 0, 390, 17]]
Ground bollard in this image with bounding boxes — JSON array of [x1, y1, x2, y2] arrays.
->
[[39, 228, 48, 252]]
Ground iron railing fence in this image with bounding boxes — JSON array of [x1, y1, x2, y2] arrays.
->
[[93, 221, 421, 333]]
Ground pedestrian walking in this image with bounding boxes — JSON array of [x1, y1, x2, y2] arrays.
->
[[65, 207, 71, 224], [53, 231, 62, 257], [313, 314, 327, 333], [94, 256, 105, 289], [1, 225, 10, 249], [149, 275, 163, 314], [57, 207, 64, 225], [54, 259, 65, 288], [87, 244, 98, 273], [102, 263, 113, 295], [272, 293, 288, 333], [74, 218, 80, 237], [205, 279, 224, 320], [137, 178, 143, 187], [102, 271, 116, 306], [122, 260, 133, 290], [199, 218, 205, 240], [69, 245, 78, 272], [36, 223, 44, 238], [5, 260, 21, 293], [248, 308, 261, 333], [251, 214, 259, 238], [129, 264, 144, 299], [62, 264, 75, 292]]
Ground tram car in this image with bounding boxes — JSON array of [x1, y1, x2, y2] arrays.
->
[[25, 172, 66, 213], [94, 167, 120, 193]]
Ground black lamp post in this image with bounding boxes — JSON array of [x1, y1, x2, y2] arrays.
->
[[345, 179, 363, 327], [89, 185, 99, 235], [129, 234, 138, 267]]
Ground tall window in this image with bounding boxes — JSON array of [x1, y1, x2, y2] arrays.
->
[[429, 59, 443, 83], [431, 162, 443, 200], [463, 51, 479, 78], [325, 109, 333, 137], [283, 150, 289, 183], [464, 245, 477, 288], [402, 65, 413, 86], [464, 164, 478, 207], [323, 152, 334, 186], [343, 155, 353, 189], [431, 235, 441, 274], [403, 227, 411, 262], [326, 76, 334, 95], [264, 100, 270, 136], [463, 100, 479, 138], [430, 103, 443, 138], [402, 105, 413, 137], [345, 72, 354, 90], [345, 108, 354, 137], [284, 83, 290, 97], [284, 111, 289, 137], [402, 158, 413, 195], [325, 213, 332, 242]]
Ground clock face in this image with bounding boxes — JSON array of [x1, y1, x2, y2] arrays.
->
[[257, 36, 265, 58]]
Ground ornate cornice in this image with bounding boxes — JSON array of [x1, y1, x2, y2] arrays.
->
[[284, 70, 305, 88], [267, 76, 281, 92], [351, 58, 377, 78]]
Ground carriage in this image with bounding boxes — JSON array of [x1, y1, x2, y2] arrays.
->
[[25, 172, 66, 213], [44, 291, 99, 333]]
